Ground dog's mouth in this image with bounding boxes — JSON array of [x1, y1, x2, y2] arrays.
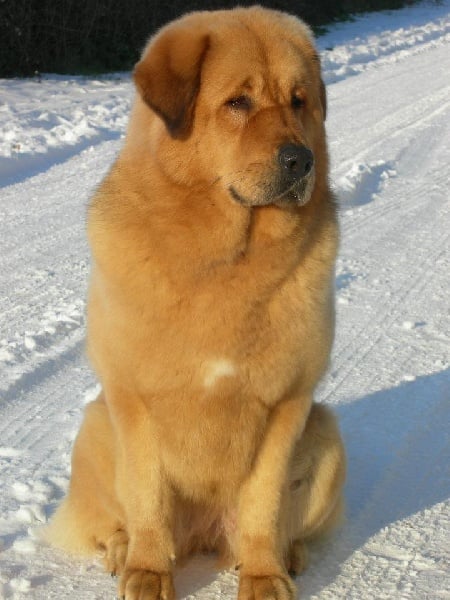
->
[[276, 175, 315, 207], [229, 169, 315, 209]]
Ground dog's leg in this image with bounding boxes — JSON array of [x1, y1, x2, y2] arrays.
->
[[237, 396, 312, 600], [107, 393, 176, 600], [283, 404, 346, 577], [45, 397, 125, 556], [104, 529, 129, 577]]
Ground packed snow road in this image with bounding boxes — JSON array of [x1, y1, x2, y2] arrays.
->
[[0, 2, 449, 598]]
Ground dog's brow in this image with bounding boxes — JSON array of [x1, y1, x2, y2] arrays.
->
[[233, 77, 257, 94], [293, 78, 313, 89]]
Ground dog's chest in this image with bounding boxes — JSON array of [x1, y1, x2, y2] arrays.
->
[[151, 387, 268, 501]]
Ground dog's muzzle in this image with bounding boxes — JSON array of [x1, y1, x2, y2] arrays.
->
[[276, 144, 315, 206], [228, 144, 315, 207]]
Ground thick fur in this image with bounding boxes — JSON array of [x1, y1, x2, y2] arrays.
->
[[45, 7, 345, 600]]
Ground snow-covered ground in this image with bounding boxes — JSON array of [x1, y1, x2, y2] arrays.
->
[[0, 2, 449, 598]]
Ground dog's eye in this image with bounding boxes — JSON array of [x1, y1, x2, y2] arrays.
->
[[291, 95, 305, 110], [226, 96, 252, 111]]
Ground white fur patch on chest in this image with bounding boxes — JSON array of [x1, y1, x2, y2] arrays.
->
[[203, 358, 237, 388]]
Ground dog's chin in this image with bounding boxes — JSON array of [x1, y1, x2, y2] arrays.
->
[[276, 173, 315, 208], [275, 186, 312, 208], [229, 173, 315, 209]]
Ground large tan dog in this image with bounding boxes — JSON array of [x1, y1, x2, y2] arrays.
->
[[46, 6, 346, 600]]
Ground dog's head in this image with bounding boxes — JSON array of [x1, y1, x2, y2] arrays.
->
[[133, 7, 327, 208]]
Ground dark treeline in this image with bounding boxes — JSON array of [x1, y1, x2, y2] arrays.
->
[[0, 0, 415, 77]]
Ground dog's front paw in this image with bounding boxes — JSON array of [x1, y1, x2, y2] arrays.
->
[[118, 569, 175, 600], [238, 574, 296, 600]]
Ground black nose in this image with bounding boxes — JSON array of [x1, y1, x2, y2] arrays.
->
[[278, 144, 314, 181]]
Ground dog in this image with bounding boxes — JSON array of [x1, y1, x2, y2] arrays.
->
[[46, 7, 346, 600]]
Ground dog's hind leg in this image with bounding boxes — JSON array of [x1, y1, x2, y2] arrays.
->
[[282, 403, 346, 576], [44, 395, 125, 558], [104, 528, 129, 576]]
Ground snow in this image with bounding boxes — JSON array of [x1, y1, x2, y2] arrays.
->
[[0, 1, 449, 598]]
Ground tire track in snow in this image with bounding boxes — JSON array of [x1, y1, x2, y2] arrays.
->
[[333, 83, 450, 182], [325, 40, 450, 401], [0, 142, 118, 408], [328, 223, 448, 403], [0, 337, 85, 433]]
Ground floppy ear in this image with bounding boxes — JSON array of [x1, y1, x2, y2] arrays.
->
[[319, 78, 327, 120], [134, 26, 210, 138], [311, 51, 327, 120]]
